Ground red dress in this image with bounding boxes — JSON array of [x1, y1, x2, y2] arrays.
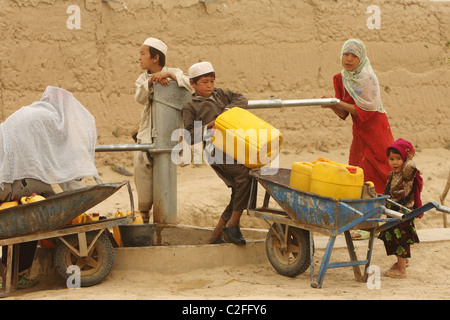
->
[[333, 73, 394, 194]]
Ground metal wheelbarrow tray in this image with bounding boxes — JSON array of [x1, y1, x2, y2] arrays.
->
[[0, 181, 138, 298], [247, 168, 450, 288], [0, 181, 131, 239]]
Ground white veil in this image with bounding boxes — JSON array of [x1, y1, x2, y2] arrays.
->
[[340, 39, 386, 113], [0, 86, 99, 188]]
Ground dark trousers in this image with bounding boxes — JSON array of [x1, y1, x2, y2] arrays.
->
[[2, 241, 38, 273], [210, 163, 252, 221]]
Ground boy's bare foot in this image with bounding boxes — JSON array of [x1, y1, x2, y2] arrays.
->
[[384, 269, 406, 279], [389, 260, 409, 271]]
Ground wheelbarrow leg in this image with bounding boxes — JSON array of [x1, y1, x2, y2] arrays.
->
[[362, 229, 376, 282], [12, 245, 20, 290], [1, 245, 13, 298], [312, 235, 336, 289], [0, 244, 19, 298], [309, 232, 315, 286], [343, 231, 363, 282]]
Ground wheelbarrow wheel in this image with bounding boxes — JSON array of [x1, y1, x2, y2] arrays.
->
[[265, 224, 310, 277], [55, 231, 115, 287]]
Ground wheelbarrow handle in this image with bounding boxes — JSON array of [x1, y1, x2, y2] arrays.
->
[[383, 208, 405, 220], [376, 202, 449, 234], [386, 199, 411, 214], [383, 202, 450, 220], [436, 204, 450, 214]]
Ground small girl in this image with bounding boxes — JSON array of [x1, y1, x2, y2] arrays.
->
[[378, 138, 423, 278]]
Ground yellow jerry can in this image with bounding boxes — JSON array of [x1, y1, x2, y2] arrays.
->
[[212, 107, 283, 168], [289, 162, 314, 192], [309, 160, 364, 199]]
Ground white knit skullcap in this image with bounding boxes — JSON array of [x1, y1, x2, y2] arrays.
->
[[188, 61, 215, 79], [142, 38, 167, 56]]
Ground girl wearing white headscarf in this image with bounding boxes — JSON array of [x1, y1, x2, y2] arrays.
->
[[322, 39, 394, 194]]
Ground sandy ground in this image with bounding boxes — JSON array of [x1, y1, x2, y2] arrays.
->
[[4, 146, 450, 300], [11, 241, 450, 301], [1, 0, 449, 305]]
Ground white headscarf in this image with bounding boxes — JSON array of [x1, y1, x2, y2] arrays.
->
[[340, 39, 385, 113], [0, 86, 99, 188]]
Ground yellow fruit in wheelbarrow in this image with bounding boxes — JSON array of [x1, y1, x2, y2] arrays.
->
[[113, 211, 126, 247], [112, 211, 144, 247], [21, 193, 46, 204], [0, 200, 19, 210]]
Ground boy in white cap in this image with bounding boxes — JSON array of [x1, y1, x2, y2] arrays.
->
[[181, 61, 250, 245], [134, 37, 192, 222]]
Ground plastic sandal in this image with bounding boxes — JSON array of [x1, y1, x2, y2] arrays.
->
[[17, 276, 38, 289], [209, 237, 226, 244], [221, 226, 246, 245], [351, 230, 370, 240]]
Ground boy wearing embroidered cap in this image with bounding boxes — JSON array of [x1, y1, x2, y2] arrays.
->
[[134, 37, 192, 222], [182, 61, 250, 245]]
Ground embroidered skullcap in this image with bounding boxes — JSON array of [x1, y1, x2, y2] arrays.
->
[[188, 61, 215, 79], [142, 38, 167, 56]]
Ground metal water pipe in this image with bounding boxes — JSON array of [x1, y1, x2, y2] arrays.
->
[[150, 83, 192, 224], [95, 86, 340, 224], [246, 97, 339, 109], [96, 82, 191, 224]]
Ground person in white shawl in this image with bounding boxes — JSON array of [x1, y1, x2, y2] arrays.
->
[[0, 86, 99, 196], [0, 86, 99, 288]]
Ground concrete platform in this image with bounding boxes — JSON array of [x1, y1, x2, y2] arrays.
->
[[114, 241, 266, 274], [112, 223, 269, 274], [29, 224, 268, 276], [112, 227, 450, 274]]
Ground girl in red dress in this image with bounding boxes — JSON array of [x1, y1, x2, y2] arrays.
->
[[322, 39, 394, 194]]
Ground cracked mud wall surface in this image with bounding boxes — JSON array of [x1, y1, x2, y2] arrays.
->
[[0, 0, 449, 160]]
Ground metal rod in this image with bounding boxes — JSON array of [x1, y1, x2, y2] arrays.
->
[[386, 199, 411, 214], [95, 143, 154, 152], [246, 98, 340, 109], [95, 144, 175, 154], [95, 98, 340, 152], [95, 97, 340, 154], [384, 208, 405, 220]]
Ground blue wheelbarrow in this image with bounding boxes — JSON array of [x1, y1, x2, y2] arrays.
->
[[247, 168, 450, 288], [0, 181, 138, 297]]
